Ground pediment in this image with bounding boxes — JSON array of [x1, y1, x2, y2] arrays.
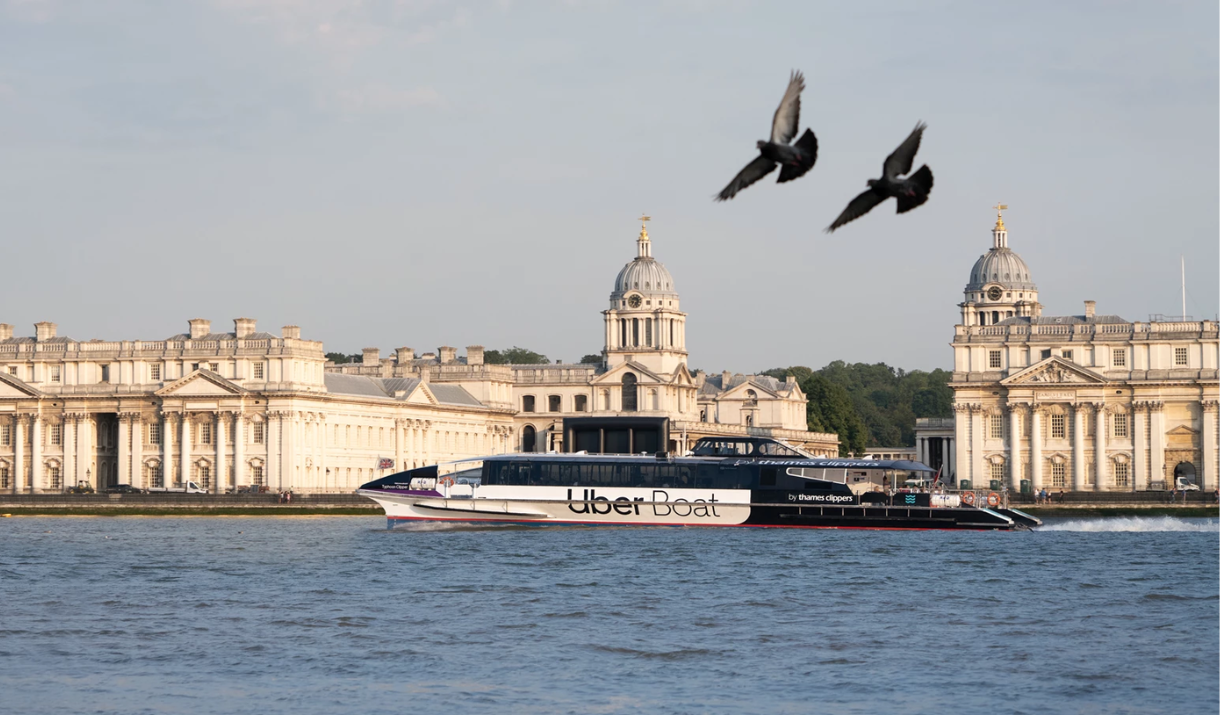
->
[[1166, 425, 1198, 436], [592, 361, 666, 385], [1001, 357, 1106, 386], [670, 363, 694, 386], [403, 383, 438, 405], [719, 380, 779, 401], [0, 372, 44, 398], [156, 370, 247, 397]]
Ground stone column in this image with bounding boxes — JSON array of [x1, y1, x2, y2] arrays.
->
[[162, 412, 174, 488], [1008, 406, 1022, 490], [941, 437, 951, 484], [78, 414, 94, 490], [117, 414, 131, 486], [970, 408, 984, 487], [1072, 404, 1086, 492], [233, 413, 245, 488], [1133, 403, 1147, 491], [953, 405, 969, 486], [318, 414, 327, 491], [270, 411, 282, 490], [1202, 401, 1218, 492], [130, 415, 143, 489], [180, 414, 192, 487], [13, 415, 26, 494], [64, 415, 77, 489], [1030, 407, 1043, 492], [1094, 404, 1108, 491], [31, 414, 42, 493], [215, 412, 226, 494], [394, 418, 405, 475], [1150, 403, 1165, 487]]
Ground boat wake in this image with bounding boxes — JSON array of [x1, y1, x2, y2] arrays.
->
[[1038, 516, 1219, 533]]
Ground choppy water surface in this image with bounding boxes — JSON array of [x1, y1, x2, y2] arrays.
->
[[1, 516, 1217, 715]]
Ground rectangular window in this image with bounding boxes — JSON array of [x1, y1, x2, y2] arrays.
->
[[48, 466, 61, 490], [253, 362, 265, 380], [149, 424, 162, 445], [150, 364, 162, 381], [548, 395, 561, 412], [1174, 347, 1187, 366], [1112, 349, 1126, 367], [50, 365, 61, 383], [200, 423, 212, 445], [0, 465, 9, 489], [1050, 462, 1067, 488], [7, 366, 16, 376], [1040, 349, 1051, 360], [0, 424, 9, 446], [1051, 414, 1066, 439], [989, 414, 1004, 439], [209, 362, 220, 373], [50, 424, 61, 446], [574, 395, 588, 412], [100, 365, 110, 382], [988, 350, 1002, 369], [253, 422, 265, 444], [1114, 462, 1130, 488], [1113, 413, 1128, 438], [1061, 349, 1073, 361], [522, 395, 536, 413], [989, 461, 1004, 484], [252, 465, 264, 486]]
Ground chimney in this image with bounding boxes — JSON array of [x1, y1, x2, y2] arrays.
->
[[396, 347, 415, 364], [1084, 300, 1096, 319], [467, 345, 485, 366], [34, 322, 58, 342], [721, 370, 732, 387], [785, 375, 796, 386], [439, 346, 457, 364], [362, 348, 380, 365], [0, 324, 13, 340], [234, 317, 257, 338], [282, 325, 301, 339], [188, 319, 210, 340]]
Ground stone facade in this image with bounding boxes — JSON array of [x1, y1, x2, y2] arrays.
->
[[0, 220, 837, 494], [915, 209, 1219, 492]]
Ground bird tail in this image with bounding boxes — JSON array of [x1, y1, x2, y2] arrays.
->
[[896, 164, 933, 213], [777, 129, 818, 183]]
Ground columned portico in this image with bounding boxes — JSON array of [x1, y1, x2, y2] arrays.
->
[[30, 413, 42, 493], [1149, 404, 1165, 487], [131, 415, 143, 489], [180, 415, 192, 487], [13, 415, 27, 494], [215, 412, 226, 494], [233, 413, 245, 488], [1202, 401, 1218, 492], [117, 414, 130, 486], [1133, 404, 1148, 491], [162, 412, 174, 488]]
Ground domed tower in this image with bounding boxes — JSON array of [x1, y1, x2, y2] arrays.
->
[[960, 204, 1042, 326], [603, 216, 688, 374]]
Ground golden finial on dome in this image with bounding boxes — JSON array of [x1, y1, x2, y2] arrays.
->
[[638, 213, 651, 239], [992, 203, 1008, 231]]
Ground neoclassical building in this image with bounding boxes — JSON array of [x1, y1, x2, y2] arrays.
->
[[917, 208, 1218, 492], [0, 219, 836, 494]]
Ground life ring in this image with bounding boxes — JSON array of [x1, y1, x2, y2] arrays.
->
[[438, 476, 456, 488], [961, 491, 975, 506], [986, 492, 1000, 507]]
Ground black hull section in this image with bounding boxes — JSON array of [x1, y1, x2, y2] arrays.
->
[[743, 504, 1019, 531]]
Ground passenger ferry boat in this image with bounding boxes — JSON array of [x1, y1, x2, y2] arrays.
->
[[358, 435, 1040, 531]]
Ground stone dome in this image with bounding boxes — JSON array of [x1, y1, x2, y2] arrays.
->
[[614, 257, 676, 297], [966, 247, 1036, 291]]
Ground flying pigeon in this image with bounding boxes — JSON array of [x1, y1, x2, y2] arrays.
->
[[825, 122, 934, 232], [714, 70, 818, 202]]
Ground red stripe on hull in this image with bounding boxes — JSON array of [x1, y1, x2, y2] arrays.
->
[[383, 515, 994, 531]]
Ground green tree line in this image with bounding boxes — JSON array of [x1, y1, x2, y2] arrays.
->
[[762, 362, 953, 456]]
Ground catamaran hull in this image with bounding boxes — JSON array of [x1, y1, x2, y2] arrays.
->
[[359, 488, 1021, 531]]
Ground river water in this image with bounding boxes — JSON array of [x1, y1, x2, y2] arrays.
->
[[1, 516, 1216, 715]]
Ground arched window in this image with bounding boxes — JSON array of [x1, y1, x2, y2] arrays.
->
[[522, 425, 537, 453], [622, 373, 638, 412]]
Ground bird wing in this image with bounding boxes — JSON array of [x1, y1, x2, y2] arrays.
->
[[826, 189, 886, 232], [769, 70, 804, 145], [715, 155, 777, 201], [882, 121, 926, 180]]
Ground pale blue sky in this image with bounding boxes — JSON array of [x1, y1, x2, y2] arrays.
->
[[2, 0, 1216, 372]]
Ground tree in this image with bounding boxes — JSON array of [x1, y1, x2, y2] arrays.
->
[[800, 374, 868, 456], [326, 352, 362, 364], [579, 354, 603, 365], [484, 347, 549, 365]]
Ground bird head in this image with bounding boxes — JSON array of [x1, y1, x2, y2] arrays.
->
[[756, 140, 767, 150], [866, 179, 879, 188]]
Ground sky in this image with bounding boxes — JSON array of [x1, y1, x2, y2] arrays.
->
[[2, 0, 1217, 374]]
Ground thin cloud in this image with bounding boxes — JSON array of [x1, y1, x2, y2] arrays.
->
[[328, 83, 445, 115]]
